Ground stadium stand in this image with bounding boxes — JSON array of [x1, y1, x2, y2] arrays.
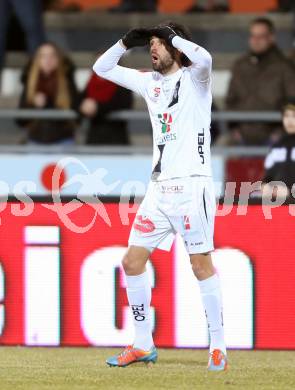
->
[[1, 12, 293, 100], [0, 11, 293, 145], [58, 0, 279, 13], [229, 0, 278, 13]]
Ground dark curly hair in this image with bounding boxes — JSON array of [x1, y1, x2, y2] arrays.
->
[[155, 21, 192, 67]]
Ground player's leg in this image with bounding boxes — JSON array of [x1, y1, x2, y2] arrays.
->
[[122, 245, 154, 351], [106, 244, 157, 367], [171, 176, 227, 370], [189, 252, 226, 355], [190, 252, 227, 371], [106, 184, 174, 367], [124, 184, 173, 354]]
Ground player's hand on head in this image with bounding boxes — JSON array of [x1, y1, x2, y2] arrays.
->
[[149, 26, 177, 46], [121, 28, 151, 50]]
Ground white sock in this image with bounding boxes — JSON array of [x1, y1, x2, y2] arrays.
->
[[126, 271, 154, 351], [199, 273, 226, 355]]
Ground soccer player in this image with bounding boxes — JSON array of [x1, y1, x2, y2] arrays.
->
[[93, 22, 227, 371]]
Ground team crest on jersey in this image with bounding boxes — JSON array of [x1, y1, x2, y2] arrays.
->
[[158, 113, 172, 133], [154, 87, 161, 97]]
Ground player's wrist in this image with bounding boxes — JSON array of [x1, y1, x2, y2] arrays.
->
[[166, 27, 177, 45], [171, 35, 179, 48], [119, 39, 127, 50]]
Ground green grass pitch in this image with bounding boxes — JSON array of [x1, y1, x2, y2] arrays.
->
[[1, 347, 295, 390]]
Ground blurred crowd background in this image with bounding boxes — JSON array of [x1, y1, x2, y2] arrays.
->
[[1, 0, 295, 196]]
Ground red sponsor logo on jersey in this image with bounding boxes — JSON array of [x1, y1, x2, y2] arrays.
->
[[134, 216, 155, 233], [183, 215, 191, 230]]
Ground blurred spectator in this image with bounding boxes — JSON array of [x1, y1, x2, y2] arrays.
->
[[288, 3, 295, 66], [80, 72, 132, 145], [188, 0, 229, 12], [110, 0, 157, 13], [277, 0, 295, 11], [211, 102, 220, 143], [18, 43, 79, 144], [45, 0, 82, 11], [0, 0, 45, 70], [44, 1, 62, 10], [224, 18, 295, 146], [262, 99, 295, 199]]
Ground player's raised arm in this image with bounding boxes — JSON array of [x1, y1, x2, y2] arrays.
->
[[93, 28, 151, 96], [150, 26, 212, 83]]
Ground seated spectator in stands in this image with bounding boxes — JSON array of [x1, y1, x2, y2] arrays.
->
[[110, 0, 157, 12], [188, 0, 229, 12], [262, 99, 295, 199], [0, 0, 45, 71], [18, 42, 79, 144], [277, 0, 295, 11], [79, 72, 132, 145], [288, 3, 295, 66], [211, 102, 220, 143], [224, 18, 295, 146]]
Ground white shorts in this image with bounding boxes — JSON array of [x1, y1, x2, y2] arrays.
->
[[129, 176, 216, 254]]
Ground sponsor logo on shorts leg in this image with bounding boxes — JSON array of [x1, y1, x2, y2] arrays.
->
[[134, 215, 155, 233], [190, 241, 204, 247], [184, 240, 204, 248], [183, 215, 191, 230]]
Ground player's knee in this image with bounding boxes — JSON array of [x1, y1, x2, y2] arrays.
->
[[122, 253, 138, 275], [191, 262, 208, 280], [122, 254, 132, 273], [190, 253, 214, 280]]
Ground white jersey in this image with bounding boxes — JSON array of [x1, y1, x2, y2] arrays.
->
[[93, 36, 213, 180]]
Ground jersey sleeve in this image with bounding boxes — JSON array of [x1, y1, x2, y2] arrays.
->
[[171, 36, 212, 86], [93, 41, 148, 97]]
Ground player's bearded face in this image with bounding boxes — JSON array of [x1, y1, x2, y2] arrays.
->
[[150, 37, 175, 74]]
